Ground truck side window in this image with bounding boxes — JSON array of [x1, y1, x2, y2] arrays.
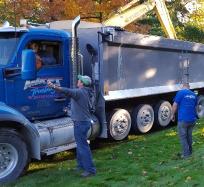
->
[[26, 40, 61, 67]]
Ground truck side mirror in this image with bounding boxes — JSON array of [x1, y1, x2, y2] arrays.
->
[[21, 49, 37, 80]]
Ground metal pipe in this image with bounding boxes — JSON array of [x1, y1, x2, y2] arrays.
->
[[72, 15, 80, 38], [71, 16, 80, 88]]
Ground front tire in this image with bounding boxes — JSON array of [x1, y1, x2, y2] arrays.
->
[[0, 129, 29, 184]]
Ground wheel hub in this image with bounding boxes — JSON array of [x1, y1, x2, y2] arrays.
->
[[109, 109, 131, 140], [135, 105, 154, 133], [160, 106, 170, 121], [0, 152, 4, 163], [197, 97, 204, 118], [0, 143, 18, 179], [113, 116, 128, 134], [140, 110, 152, 126]]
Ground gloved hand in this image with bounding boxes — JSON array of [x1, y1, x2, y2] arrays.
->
[[47, 81, 56, 89]]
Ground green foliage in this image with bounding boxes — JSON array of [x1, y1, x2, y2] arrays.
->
[[136, 0, 204, 43], [4, 119, 204, 187], [165, 0, 204, 43], [138, 14, 165, 37], [179, 24, 204, 43], [0, 0, 15, 26]]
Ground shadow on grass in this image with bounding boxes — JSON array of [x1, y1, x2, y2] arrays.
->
[[91, 122, 177, 150]]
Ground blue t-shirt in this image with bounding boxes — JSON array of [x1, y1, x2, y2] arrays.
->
[[174, 89, 197, 122]]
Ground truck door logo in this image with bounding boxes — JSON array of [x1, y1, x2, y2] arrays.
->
[[24, 78, 62, 100]]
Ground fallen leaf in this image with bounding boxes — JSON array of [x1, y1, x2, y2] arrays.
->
[[185, 176, 192, 182], [142, 170, 147, 176]]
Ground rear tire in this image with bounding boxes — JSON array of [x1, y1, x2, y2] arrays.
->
[[132, 104, 154, 133], [0, 129, 29, 184], [108, 109, 131, 141], [154, 100, 172, 127], [197, 95, 204, 119]]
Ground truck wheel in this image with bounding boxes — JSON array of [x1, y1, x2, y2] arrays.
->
[[132, 104, 154, 133], [0, 130, 29, 184], [197, 95, 204, 118], [154, 100, 172, 127], [108, 109, 131, 141]]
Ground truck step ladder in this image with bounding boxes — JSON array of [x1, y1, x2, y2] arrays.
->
[[41, 142, 77, 156]]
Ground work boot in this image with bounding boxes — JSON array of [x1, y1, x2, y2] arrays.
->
[[181, 154, 192, 159], [81, 171, 96, 178]]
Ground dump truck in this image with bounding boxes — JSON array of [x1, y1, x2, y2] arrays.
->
[[1, 10, 204, 184]]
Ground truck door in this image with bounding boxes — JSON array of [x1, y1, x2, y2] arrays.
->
[[4, 36, 70, 120]]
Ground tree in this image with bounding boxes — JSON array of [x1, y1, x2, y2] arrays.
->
[[0, 0, 65, 25], [64, 0, 128, 22], [167, 0, 204, 42], [1, 0, 204, 43]]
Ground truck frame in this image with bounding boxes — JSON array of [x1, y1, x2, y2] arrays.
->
[[0, 3, 204, 184]]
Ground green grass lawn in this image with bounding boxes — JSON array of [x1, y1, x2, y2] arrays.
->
[[4, 120, 204, 187]]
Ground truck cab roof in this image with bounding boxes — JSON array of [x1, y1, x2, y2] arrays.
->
[[0, 26, 70, 38], [0, 27, 28, 32]]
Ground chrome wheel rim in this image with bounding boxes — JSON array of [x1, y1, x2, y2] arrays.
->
[[111, 114, 129, 136], [110, 109, 131, 140], [137, 105, 154, 132], [0, 143, 18, 179], [197, 98, 204, 118], [160, 105, 171, 121]]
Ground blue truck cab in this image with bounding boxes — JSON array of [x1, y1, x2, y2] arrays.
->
[[0, 27, 72, 183], [0, 28, 70, 120]]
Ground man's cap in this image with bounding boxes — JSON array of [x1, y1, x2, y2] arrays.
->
[[78, 75, 92, 86]]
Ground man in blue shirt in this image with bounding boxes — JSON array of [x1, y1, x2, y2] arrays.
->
[[171, 83, 197, 159]]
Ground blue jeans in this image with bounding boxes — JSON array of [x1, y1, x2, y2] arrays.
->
[[178, 121, 195, 157], [74, 121, 96, 174]]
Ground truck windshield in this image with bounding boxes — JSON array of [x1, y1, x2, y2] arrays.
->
[[0, 32, 22, 66]]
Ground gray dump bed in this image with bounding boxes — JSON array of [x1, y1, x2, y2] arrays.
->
[[102, 30, 204, 101], [50, 20, 204, 101]]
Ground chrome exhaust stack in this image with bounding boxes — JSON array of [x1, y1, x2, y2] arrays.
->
[[71, 16, 80, 88]]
